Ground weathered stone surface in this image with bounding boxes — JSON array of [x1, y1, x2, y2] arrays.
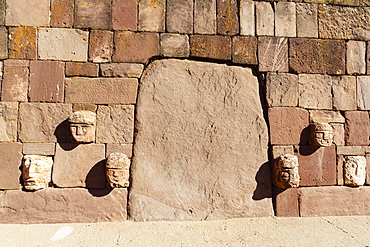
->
[[232, 36, 257, 65], [0, 143, 22, 190], [337, 146, 367, 155], [100, 63, 144, 78], [298, 74, 332, 109], [337, 155, 344, 185], [65, 78, 138, 104], [29, 61, 65, 102], [217, 0, 239, 35], [69, 111, 96, 143], [72, 103, 97, 112], [309, 123, 333, 147], [96, 105, 134, 144], [334, 0, 360, 5], [269, 107, 309, 145], [344, 156, 366, 186], [130, 59, 272, 221], [0, 0, 5, 25], [296, 3, 318, 38], [271, 145, 294, 159], [332, 76, 357, 111], [74, 0, 111, 29], [299, 186, 370, 216], [347, 41, 366, 75], [357, 76, 370, 110], [318, 5, 370, 40], [53, 144, 105, 188], [275, 2, 296, 37], [106, 144, 133, 158], [9, 27, 37, 60], [113, 31, 159, 63], [240, 0, 255, 36], [3, 59, 29, 67], [290, 38, 345, 75], [256, 2, 274, 36], [273, 154, 300, 189], [167, 0, 193, 33], [258, 37, 288, 72], [190, 35, 231, 60], [138, 0, 165, 32], [331, 123, 345, 146], [366, 154, 370, 185], [50, 0, 74, 27], [65, 62, 99, 77], [0, 102, 18, 142], [194, 0, 216, 34], [89, 30, 113, 63], [266, 73, 298, 107], [106, 153, 130, 188], [22, 155, 53, 191], [23, 143, 55, 155], [296, 145, 336, 186], [112, 0, 137, 30], [273, 187, 299, 217], [0, 188, 127, 223], [344, 111, 370, 146], [309, 110, 345, 123], [5, 0, 50, 26], [1, 62, 29, 102], [160, 34, 190, 58], [18, 103, 72, 143], [0, 26, 7, 59], [38, 28, 89, 62]]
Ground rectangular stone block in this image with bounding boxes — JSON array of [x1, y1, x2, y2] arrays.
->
[[337, 146, 367, 155], [190, 35, 231, 60], [18, 103, 72, 143], [1, 62, 29, 102], [331, 123, 345, 146], [299, 186, 370, 217], [9, 27, 37, 60], [6, 0, 50, 26], [53, 143, 106, 188], [275, 2, 296, 37], [74, 0, 111, 29], [113, 31, 159, 63], [65, 78, 138, 104], [4, 59, 29, 67], [89, 30, 113, 63], [65, 62, 99, 77], [298, 74, 332, 110], [332, 76, 357, 111], [0, 26, 7, 59], [72, 103, 97, 112], [334, 0, 360, 5], [38, 28, 89, 62], [347, 41, 366, 75], [271, 145, 294, 159], [0, 102, 18, 142], [366, 154, 370, 185], [308, 110, 345, 123], [337, 155, 344, 185], [256, 2, 274, 36], [266, 73, 298, 107], [97, 105, 134, 144], [232, 36, 257, 65], [167, 0, 193, 34], [240, 0, 255, 36], [273, 187, 299, 217], [23, 143, 55, 155], [194, 0, 216, 34], [112, 0, 137, 30], [344, 111, 370, 146], [0, 143, 22, 190], [0, 188, 127, 223], [29, 61, 65, 102], [50, 0, 74, 27], [106, 144, 133, 158], [296, 3, 318, 38], [160, 33, 190, 58], [100, 63, 144, 78], [357, 76, 370, 110], [138, 0, 165, 32], [217, 0, 239, 35], [0, 0, 5, 25], [258, 37, 288, 72]]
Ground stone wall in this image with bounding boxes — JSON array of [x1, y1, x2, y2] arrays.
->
[[0, 0, 369, 223]]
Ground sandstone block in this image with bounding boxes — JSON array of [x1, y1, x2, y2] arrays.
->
[[0, 188, 127, 223], [256, 2, 274, 36], [0, 0, 4, 25], [357, 76, 370, 110], [240, 0, 255, 36], [1, 63, 29, 102], [0, 102, 18, 142], [335, 0, 360, 5], [138, 0, 165, 32], [130, 59, 273, 221], [18, 103, 72, 143], [258, 37, 288, 72], [100, 63, 144, 78], [53, 144, 105, 188], [50, 0, 74, 27], [38, 28, 89, 62], [275, 2, 296, 37], [96, 105, 135, 144], [65, 62, 99, 77], [366, 154, 370, 185], [290, 38, 345, 75], [29, 61, 65, 102], [271, 145, 294, 159], [331, 123, 345, 146], [337, 146, 367, 155], [89, 30, 113, 63], [112, 0, 137, 30], [113, 31, 159, 63], [232, 36, 257, 65], [6, 0, 50, 26], [4, 59, 29, 67], [337, 155, 344, 185], [296, 3, 318, 38], [160, 34, 190, 58], [266, 73, 298, 107], [106, 144, 133, 158], [217, 0, 239, 35], [9, 27, 37, 60], [268, 107, 309, 145], [347, 41, 366, 75], [190, 35, 231, 60], [167, 0, 193, 34], [332, 76, 357, 111], [194, 0, 216, 34], [0, 26, 7, 59], [273, 187, 299, 217], [65, 77, 138, 104], [308, 110, 345, 123], [23, 143, 55, 155], [298, 74, 332, 110], [344, 111, 370, 146], [0, 143, 22, 190], [74, 0, 111, 29], [72, 103, 97, 112]]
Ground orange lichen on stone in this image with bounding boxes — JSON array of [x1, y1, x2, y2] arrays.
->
[[8, 27, 37, 59]]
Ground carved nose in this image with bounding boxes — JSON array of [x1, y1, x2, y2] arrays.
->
[[76, 126, 83, 135]]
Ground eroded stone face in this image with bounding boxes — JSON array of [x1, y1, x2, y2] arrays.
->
[[310, 123, 333, 147], [22, 155, 53, 191], [273, 154, 300, 189], [344, 156, 366, 187], [69, 111, 96, 143], [106, 153, 130, 188]]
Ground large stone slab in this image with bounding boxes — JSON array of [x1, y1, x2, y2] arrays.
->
[[0, 143, 22, 190], [6, 0, 50, 26], [129, 59, 272, 221]]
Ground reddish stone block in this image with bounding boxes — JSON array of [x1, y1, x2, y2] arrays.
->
[[65, 62, 99, 77], [166, 0, 193, 33], [232, 36, 257, 65], [290, 38, 345, 75], [258, 37, 289, 72], [50, 0, 74, 27], [8, 27, 37, 60], [0, 143, 22, 190], [367, 42, 370, 75], [29, 61, 65, 102], [190, 35, 231, 60], [268, 107, 309, 145], [344, 111, 370, 146], [296, 145, 336, 186], [217, 0, 239, 35], [112, 0, 137, 31], [100, 63, 144, 78], [72, 103, 97, 112], [74, 0, 111, 29], [273, 187, 299, 217], [1, 61, 29, 102], [106, 143, 133, 158], [113, 31, 159, 63], [89, 30, 113, 63]]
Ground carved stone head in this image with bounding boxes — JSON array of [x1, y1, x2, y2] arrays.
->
[[344, 156, 366, 186], [69, 111, 96, 143], [106, 153, 130, 188], [310, 123, 333, 147], [22, 155, 53, 191], [273, 154, 300, 189]]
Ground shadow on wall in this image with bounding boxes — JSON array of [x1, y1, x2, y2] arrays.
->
[[252, 161, 272, 200]]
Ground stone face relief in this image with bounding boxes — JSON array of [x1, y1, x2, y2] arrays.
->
[[273, 154, 300, 189], [22, 155, 53, 191], [309, 122, 333, 147], [344, 156, 366, 186], [106, 152, 130, 188], [69, 110, 96, 143]]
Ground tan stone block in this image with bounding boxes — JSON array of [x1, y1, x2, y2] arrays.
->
[[1, 63, 29, 102], [3, 59, 29, 67], [366, 154, 370, 185], [240, 0, 255, 36], [275, 2, 296, 37], [194, 0, 216, 34], [266, 73, 298, 107], [138, 0, 165, 32], [89, 30, 113, 63], [100, 63, 144, 78], [0, 142, 22, 190], [217, 0, 239, 35], [357, 76, 370, 110], [22, 143, 55, 155], [0, 26, 7, 59], [72, 103, 97, 112], [298, 74, 332, 110], [190, 35, 231, 60], [334, 0, 360, 5], [232, 36, 257, 65], [0, 0, 5, 25], [74, 0, 111, 29], [0, 102, 18, 142], [337, 146, 367, 155], [309, 110, 345, 123], [65, 62, 99, 77], [296, 3, 318, 38], [331, 123, 345, 146], [6, 0, 50, 26], [273, 187, 299, 217], [9, 27, 37, 60], [347, 41, 366, 75], [256, 2, 274, 36], [167, 0, 193, 34], [112, 0, 137, 31], [344, 111, 370, 146], [96, 105, 134, 144], [332, 76, 357, 111], [258, 37, 288, 72], [53, 144, 106, 188], [50, 0, 74, 28], [160, 34, 190, 58], [106, 144, 133, 158], [271, 145, 294, 159], [337, 155, 344, 185]]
